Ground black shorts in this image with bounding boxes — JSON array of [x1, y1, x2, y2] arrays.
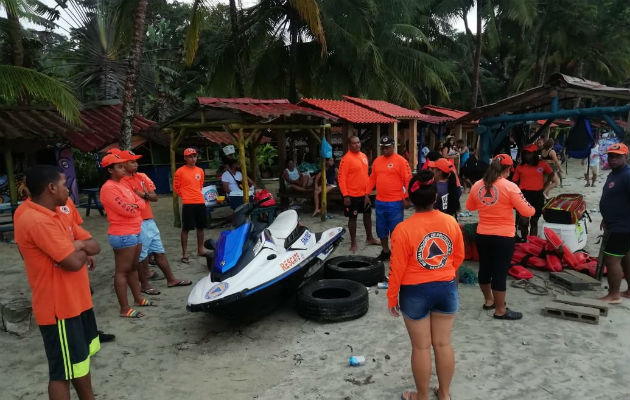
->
[[603, 232, 630, 257], [344, 196, 371, 218], [520, 190, 545, 218], [40, 309, 100, 381], [182, 203, 207, 230]]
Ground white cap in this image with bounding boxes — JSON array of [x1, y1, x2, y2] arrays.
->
[[223, 145, 235, 156]]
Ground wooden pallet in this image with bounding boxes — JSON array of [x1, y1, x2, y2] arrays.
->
[[553, 295, 609, 316], [543, 302, 600, 324]]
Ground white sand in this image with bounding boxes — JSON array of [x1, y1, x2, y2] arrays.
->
[[0, 157, 628, 399]]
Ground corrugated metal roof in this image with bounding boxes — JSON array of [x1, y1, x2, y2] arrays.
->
[[421, 105, 470, 119], [199, 131, 271, 144], [416, 113, 453, 124], [343, 96, 423, 119], [299, 98, 398, 124], [197, 97, 337, 121]]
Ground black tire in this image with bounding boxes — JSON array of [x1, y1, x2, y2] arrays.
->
[[324, 256, 384, 286], [296, 279, 369, 322]]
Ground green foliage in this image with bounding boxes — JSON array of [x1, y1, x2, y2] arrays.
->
[[256, 144, 278, 169]]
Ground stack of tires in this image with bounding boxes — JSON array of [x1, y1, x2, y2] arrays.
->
[[296, 256, 385, 322]]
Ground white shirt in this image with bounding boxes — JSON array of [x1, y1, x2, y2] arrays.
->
[[588, 145, 600, 167], [221, 170, 243, 196]]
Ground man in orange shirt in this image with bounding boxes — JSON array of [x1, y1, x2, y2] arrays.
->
[[121, 150, 192, 294], [338, 136, 379, 252], [173, 148, 207, 263], [366, 135, 412, 260], [15, 165, 101, 400]]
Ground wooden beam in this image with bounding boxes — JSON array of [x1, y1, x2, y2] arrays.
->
[[169, 128, 182, 228], [227, 123, 331, 130], [342, 124, 349, 152], [393, 122, 399, 150], [4, 147, 17, 205], [237, 129, 249, 203], [376, 124, 381, 156], [320, 127, 328, 222], [409, 119, 418, 173]]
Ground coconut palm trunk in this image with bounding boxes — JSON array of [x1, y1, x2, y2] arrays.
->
[[471, 0, 482, 108], [119, 0, 148, 150]]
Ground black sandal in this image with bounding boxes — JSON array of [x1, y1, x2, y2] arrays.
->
[[493, 308, 522, 320], [482, 303, 495, 310]]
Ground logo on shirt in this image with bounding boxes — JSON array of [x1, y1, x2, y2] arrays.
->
[[59, 206, 71, 214], [478, 186, 499, 206], [537, 167, 543, 173], [416, 232, 453, 270], [194, 173, 201, 180], [608, 182, 615, 189], [387, 163, 394, 169], [362, 157, 368, 165]]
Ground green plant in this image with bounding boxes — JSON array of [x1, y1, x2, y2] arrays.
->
[[256, 143, 278, 169]]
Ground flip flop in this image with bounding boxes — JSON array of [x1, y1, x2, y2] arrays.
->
[[482, 303, 495, 310], [493, 308, 522, 320], [600, 298, 623, 304], [180, 256, 190, 264], [401, 391, 417, 400], [433, 386, 452, 400], [167, 280, 192, 288], [141, 288, 161, 295], [120, 308, 144, 318], [147, 270, 165, 281], [136, 298, 157, 307]]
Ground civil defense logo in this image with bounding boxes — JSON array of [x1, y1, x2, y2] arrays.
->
[[478, 186, 499, 206], [59, 206, 71, 214], [205, 282, 229, 299], [195, 173, 201, 180], [416, 232, 453, 270]]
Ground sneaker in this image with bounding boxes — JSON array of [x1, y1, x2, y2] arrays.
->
[[493, 308, 522, 320], [98, 330, 116, 343]]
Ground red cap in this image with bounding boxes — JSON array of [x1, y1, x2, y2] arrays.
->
[[101, 153, 126, 167], [523, 143, 539, 152], [607, 143, 628, 155], [120, 150, 142, 161], [106, 148, 123, 156], [427, 158, 455, 174], [183, 148, 197, 156], [493, 153, 514, 166]]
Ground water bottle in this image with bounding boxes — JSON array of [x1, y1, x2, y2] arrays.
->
[[377, 282, 388, 289], [349, 355, 366, 366]]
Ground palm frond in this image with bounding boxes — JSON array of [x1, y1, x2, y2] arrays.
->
[[184, 0, 207, 66], [0, 65, 80, 123], [287, 0, 327, 55]]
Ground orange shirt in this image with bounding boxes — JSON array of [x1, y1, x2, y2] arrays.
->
[[14, 200, 93, 325], [173, 165, 205, 204], [100, 180, 145, 235], [366, 153, 412, 202], [512, 161, 553, 191], [387, 210, 465, 308], [121, 172, 156, 220], [14, 197, 83, 227], [466, 177, 535, 237], [338, 151, 370, 197]]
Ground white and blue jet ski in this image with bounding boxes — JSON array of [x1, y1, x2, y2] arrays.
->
[[187, 197, 345, 319]]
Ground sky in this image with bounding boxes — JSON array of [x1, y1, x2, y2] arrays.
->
[[17, 0, 476, 35]]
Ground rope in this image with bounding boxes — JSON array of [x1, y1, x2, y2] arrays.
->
[[510, 274, 576, 297]]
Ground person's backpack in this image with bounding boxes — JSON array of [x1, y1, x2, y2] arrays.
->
[[542, 194, 588, 224]]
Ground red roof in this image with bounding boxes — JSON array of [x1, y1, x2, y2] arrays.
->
[[534, 120, 558, 127], [100, 135, 148, 153], [197, 97, 337, 121], [416, 113, 453, 124], [343, 96, 423, 119], [421, 105, 469, 120], [299, 98, 397, 124], [199, 131, 271, 145]]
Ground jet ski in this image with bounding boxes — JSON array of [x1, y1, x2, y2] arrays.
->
[[187, 197, 345, 320]]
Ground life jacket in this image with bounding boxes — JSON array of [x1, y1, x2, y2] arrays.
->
[[509, 265, 534, 280]]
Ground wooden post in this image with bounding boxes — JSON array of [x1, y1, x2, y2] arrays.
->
[[392, 122, 398, 150], [342, 124, 349, 152], [409, 119, 418, 172], [376, 124, 381, 156], [4, 147, 17, 205], [249, 141, 261, 187], [170, 128, 183, 228], [237, 128, 249, 203], [320, 127, 327, 222]]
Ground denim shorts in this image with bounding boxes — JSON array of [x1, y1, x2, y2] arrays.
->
[[399, 280, 458, 320], [139, 219, 165, 261], [375, 200, 404, 239], [107, 233, 141, 250]]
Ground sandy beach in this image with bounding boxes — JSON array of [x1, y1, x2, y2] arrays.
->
[[1, 157, 629, 400]]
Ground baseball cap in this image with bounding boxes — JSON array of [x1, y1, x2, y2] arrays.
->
[[607, 143, 628, 155], [120, 150, 142, 161], [184, 148, 197, 156], [223, 145, 235, 156], [106, 148, 123, 156], [380, 136, 394, 146], [427, 158, 455, 173], [494, 153, 514, 166], [522, 143, 539, 152], [100, 153, 126, 167]]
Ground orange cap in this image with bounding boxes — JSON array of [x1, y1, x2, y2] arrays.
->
[[607, 143, 628, 155], [101, 153, 126, 167], [106, 148, 123, 156], [522, 143, 538, 152], [494, 153, 514, 166], [120, 150, 142, 160], [183, 148, 197, 156], [427, 158, 455, 174]]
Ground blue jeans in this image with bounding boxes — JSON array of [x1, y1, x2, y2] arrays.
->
[[375, 200, 404, 239], [399, 280, 459, 320], [107, 234, 141, 250]]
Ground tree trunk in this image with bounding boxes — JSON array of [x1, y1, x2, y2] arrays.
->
[[229, 0, 245, 96], [538, 37, 550, 85], [119, 0, 149, 150], [471, 0, 483, 108], [288, 17, 298, 103], [7, 11, 23, 67]]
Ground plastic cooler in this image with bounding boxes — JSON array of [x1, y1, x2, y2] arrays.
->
[[542, 218, 587, 253]]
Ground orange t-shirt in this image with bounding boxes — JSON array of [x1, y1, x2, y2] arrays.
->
[[466, 177, 535, 237], [338, 151, 370, 197], [14, 197, 83, 227], [121, 172, 156, 220], [512, 161, 553, 191], [14, 200, 93, 325], [366, 153, 412, 202], [387, 210, 465, 308], [173, 166, 205, 204], [100, 179, 145, 235]]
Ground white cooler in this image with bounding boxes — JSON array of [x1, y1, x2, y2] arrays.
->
[[542, 218, 587, 252]]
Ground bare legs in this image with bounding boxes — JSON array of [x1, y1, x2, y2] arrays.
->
[[113, 244, 144, 317], [181, 228, 206, 260], [518, 216, 540, 238], [348, 212, 378, 252], [600, 253, 630, 303], [49, 374, 95, 400], [403, 313, 455, 400]]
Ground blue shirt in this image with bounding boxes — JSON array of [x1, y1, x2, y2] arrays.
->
[[600, 164, 630, 233]]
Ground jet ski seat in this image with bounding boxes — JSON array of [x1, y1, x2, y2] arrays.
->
[[266, 209, 298, 239]]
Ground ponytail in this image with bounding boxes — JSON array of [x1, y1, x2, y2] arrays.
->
[[446, 172, 461, 215], [483, 158, 509, 190]]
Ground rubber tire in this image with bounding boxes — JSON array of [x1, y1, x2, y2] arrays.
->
[[324, 255, 384, 286], [297, 279, 369, 322]]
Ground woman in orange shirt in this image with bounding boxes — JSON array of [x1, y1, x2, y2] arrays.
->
[[466, 154, 535, 320], [388, 170, 465, 400], [100, 152, 152, 318]]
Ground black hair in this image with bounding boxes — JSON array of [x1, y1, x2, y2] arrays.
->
[[445, 171, 461, 215], [426, 151, 441, 162], [408, 170, 437, 209], [521, 149, 539, 166], [25, 165, 62, 198], [483, 157, 511, 189]]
